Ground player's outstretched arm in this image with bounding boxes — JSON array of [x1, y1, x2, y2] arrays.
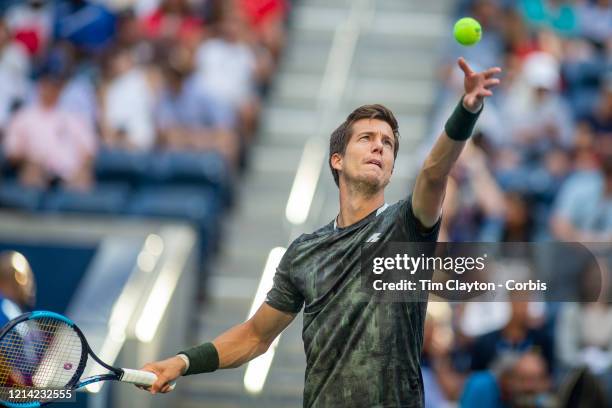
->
[[212, 302, 295, 368], [412, 57, 501, 228], [140, 303, 295, 394]]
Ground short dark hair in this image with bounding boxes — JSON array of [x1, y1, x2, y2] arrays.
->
[[328, 104, 400, 187]]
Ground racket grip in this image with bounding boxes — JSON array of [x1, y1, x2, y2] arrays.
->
[[121, 369, 177, 391]]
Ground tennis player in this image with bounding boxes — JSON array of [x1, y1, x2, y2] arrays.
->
[[140, 57, 501, 407]]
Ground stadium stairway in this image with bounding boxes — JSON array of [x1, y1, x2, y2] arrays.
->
[[180, 0, 452, 407]]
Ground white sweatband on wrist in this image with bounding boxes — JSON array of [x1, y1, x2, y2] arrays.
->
[[176, 353, 190, 375]]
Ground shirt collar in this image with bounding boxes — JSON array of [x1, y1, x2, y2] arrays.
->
[[334, 203, 389, 230]]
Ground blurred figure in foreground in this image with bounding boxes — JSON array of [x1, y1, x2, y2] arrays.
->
[[0, 251, 36, 327]]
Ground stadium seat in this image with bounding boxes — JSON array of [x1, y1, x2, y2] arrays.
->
[[146, 151, 233, 207], [95, 148, 150, 186], [126, 186, 223, 256], [0, 181, 44, 211], [568, 87, 601, 120], [0, 147, 18, 181], [562, 60, 608, 88], [42, 183, 130, 214]]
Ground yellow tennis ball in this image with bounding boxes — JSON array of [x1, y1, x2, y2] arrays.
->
[[454, 17, 482, 46]]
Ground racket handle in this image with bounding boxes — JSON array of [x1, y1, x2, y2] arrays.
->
[[121, 369, 177, 391]]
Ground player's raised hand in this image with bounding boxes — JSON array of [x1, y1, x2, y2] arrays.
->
[[457, 57, 501, 112], [138, 356, 185, 394]]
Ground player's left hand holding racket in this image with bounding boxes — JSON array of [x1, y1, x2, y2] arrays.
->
[[0, 311, 175, 406]]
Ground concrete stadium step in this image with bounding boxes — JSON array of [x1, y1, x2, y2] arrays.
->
[[258, 106, 318, 145], [344, 78, 436, 113], [268, 73, 320, 108], [291, 21, 447, 49], [270, 74, 436, 114], [259, 105, 427, 146], [249, 145, 306, 173], [303, 0, 452, 13]]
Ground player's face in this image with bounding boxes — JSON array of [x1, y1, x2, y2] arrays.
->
[[337, 118, 395, 194]]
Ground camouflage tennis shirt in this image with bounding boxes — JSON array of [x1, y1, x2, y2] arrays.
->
[[266, 197, 441, 408]]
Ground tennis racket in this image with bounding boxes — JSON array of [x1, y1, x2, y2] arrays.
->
[[0, 310, 174, 407]]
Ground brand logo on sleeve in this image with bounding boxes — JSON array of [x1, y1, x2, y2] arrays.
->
[[365, 233, 382, 242]]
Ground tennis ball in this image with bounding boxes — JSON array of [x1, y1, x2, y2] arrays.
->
[[453, 17, 482, 46]]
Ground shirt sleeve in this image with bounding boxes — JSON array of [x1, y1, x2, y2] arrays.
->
[[155, 97, 176, 131], [4, 110, 27, 159], [204, 94, 236, 129], [459, 372, 501, 408], [69, 114, 97, 157], [552, 175, 582, 223], [397, 195, 441, 242], [265, 244, 304, 314]]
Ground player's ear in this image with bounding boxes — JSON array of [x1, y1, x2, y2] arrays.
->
[[330, 152, 343, 172]]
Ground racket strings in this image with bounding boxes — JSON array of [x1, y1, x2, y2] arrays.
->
[[0, 317, 84, 403]]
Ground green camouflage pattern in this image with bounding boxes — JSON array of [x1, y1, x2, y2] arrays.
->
[[266, 197, 440, 408]]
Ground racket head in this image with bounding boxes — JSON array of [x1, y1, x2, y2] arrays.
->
[[0, 311, 88, 406]]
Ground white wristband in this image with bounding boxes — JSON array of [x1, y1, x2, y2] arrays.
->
[[176, 353, 190, 375]]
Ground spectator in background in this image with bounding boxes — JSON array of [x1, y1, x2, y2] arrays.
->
[[461, 351, 554, 408], [100, 46, 160, 151], [156, 47, 239, 167], [579, 75, 612, 155], [498, 192, 535, 242], [3, 0, 53, 57], [556, 274, 612, 397], [115, 9, 153, 63], [54, 0, 117, 56], [50, 43, 99, 130], [440, 140, 507, 242], [0, 19, 30, 135], [470, 297, 554, 372], [520, 0, 578, 37], [3, 62, 97, 191], [141, 0, 204, 47], [575, 0, 612, 44], [503, 7, 539, 61], [0, 251, 36, 326], [501, 52, 574, 156], [550, 154, 612, 242], [232, 0, 289, 62], [195, 14, 271, 141], [422, 309, 466, 407]]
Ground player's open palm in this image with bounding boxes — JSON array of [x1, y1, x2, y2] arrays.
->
[[139, 356, 185, 394], [458, 57, 501, 112]]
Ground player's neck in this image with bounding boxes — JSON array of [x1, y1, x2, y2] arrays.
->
[[336, 187, 385, 228]]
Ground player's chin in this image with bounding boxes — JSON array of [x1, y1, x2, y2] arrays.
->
[[360, 167, 384, 180], [367, 168, 391, 183], [356, 174, 388, 191]]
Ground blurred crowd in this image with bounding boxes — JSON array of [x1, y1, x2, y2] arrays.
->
[[422, 0, 612, 406], [0, 0, 290, 279], [0, 0, 289, 183]]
